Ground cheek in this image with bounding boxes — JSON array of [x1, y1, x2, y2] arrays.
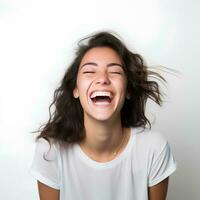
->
[[76, 76, 91, 95], [114, 77, 127, 91]]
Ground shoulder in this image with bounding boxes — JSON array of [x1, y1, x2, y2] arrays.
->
[[130, 127, 177, 186], [132, 127, 168, 153], [36, 137, 74, 154], [35, 137, 60, 161]]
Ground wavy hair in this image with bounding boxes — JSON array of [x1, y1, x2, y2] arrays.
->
[[34, 31, 166, 144]]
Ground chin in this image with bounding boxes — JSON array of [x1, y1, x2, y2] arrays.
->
[[86, 111, 120, 123]]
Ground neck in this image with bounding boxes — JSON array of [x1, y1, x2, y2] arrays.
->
[[79, 116, 127, 159]]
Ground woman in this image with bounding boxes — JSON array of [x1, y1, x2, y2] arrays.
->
[[30, 31, 177, 200]]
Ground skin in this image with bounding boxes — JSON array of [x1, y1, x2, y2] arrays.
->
[[38, 47, 169, 199], [148, 177, 169, 200], [37, 181, 59, 200], [73, 47, 129, 160]]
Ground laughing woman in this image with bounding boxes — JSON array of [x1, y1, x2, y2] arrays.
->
[[30, 31, 177, 200]]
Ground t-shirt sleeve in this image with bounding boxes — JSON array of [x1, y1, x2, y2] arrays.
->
[[148, 140, 177, 187], [29, 138, 60, 190]]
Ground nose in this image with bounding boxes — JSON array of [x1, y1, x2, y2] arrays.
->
[[95, 71, 111, 85]]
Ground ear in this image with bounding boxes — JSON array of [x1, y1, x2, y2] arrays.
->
[[73, 88, 79, 98]]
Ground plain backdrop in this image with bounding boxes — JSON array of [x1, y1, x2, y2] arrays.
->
[[0, 0, 199, 199]]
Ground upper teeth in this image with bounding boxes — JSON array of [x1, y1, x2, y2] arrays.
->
[[90, 91, 112, 98]]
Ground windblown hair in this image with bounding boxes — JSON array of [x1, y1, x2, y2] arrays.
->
[[35, 31, 166, 144]]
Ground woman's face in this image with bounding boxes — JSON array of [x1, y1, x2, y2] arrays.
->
[[73, 47, 128, 123]]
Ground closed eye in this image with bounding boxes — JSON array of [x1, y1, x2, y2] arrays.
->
[[83, 71, 95, 74], [110, 72, 122, 74]]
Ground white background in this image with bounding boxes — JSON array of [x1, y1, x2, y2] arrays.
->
[[0, 0, 199, 199]]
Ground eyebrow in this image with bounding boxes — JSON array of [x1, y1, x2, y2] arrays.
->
[[80, 62, 123, 69]]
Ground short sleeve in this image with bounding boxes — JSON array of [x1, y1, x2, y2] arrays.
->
[[148, 141, 177, 187], [29, 138, 60, 189]]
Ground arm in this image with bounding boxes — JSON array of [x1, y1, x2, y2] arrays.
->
[[38, 181, 60, 200], [148, 177, 169, 200]]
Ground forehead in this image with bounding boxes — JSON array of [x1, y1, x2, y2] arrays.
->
[[80, 47, 122, 64]]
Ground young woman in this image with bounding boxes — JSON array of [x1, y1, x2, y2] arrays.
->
[[30, 31, 177, 200]]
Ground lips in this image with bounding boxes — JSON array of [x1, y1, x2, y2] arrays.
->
[[89, 90, 114, 105]]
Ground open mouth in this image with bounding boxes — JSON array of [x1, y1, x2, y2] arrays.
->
[[90, 91, 113, 104]]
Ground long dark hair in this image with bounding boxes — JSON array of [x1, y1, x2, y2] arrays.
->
[[34, 31, 166, 144]]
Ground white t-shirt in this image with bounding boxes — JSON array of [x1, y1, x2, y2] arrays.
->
[[30, 127, 177, 200]]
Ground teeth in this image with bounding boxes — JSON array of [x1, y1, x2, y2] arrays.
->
[[90, 91, 112, 99]]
